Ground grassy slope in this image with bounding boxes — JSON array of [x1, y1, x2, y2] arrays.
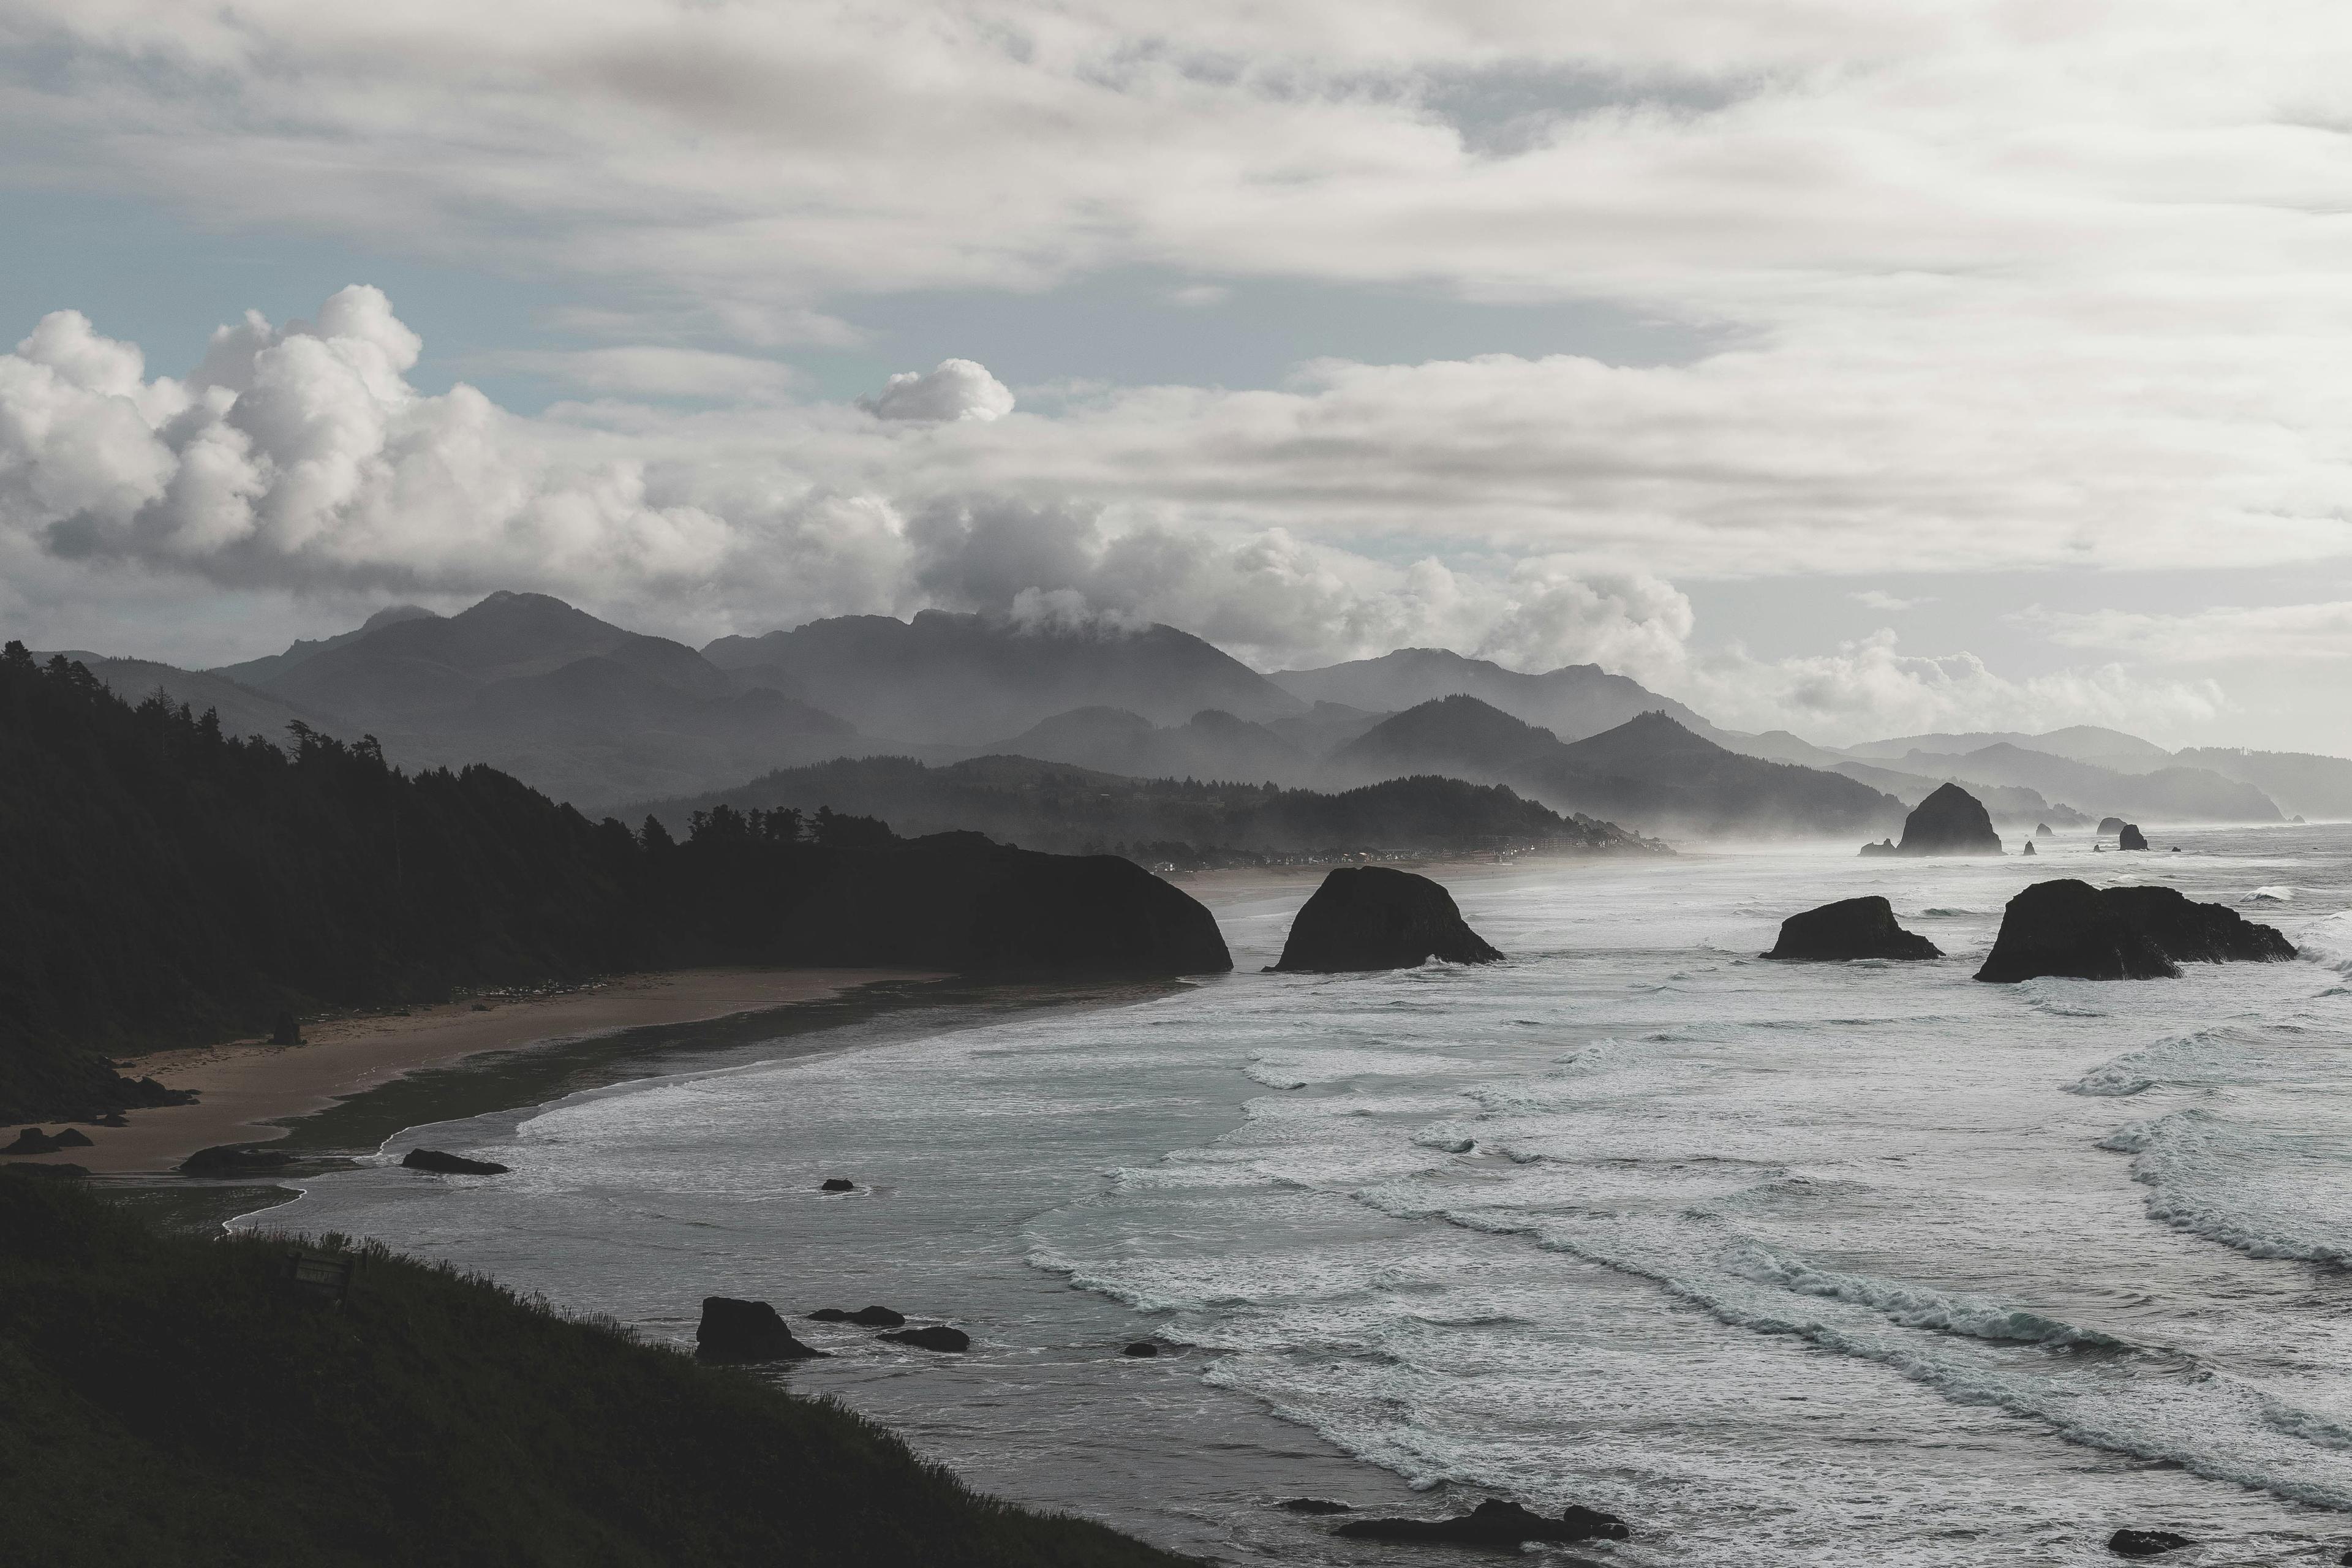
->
[[0, 1176, 1193, 1568]]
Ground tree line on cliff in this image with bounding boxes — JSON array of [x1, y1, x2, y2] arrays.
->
[[0, 646, 1224, 1122]]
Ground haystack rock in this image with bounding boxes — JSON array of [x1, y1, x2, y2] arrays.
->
[[1273, 867, 1503, 972], [695, 1297, 826, 1362], [1892, 783, 2002, 856], [2118, 823, 2149, 851], [1974, 879, 2295, 982], [2021, 840, 2037, 857], [1762, 897, 1941, 961], [2035, 823, 2054, 837]]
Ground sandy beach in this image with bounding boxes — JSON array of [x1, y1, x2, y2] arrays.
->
[[27, 968, 925, 1176]]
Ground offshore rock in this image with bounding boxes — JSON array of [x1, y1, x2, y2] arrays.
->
[[2108, 1528, 2195, 1557], [2119, 823, 2149, 851], [1894, 782, 2003, 856], [1975, 880, 2296, 983], [2099, 816, 2128, 835], [1763, 897, 1941, 961], [695, 1297, 826, 1362], [2036, 823, 2054, 837], [401, 1148, 509, 1175], [1278, 1499, 1351, 1515], [882, 1325, 971, 1353], [1122, 1341, 1160, 1357], [1335, 1499, 1630, 1546], [1857, 839, 1898, 858], [818, 1178, 854, 1192], [179, 1144, 293, 1175], [2021, 840, 2037, 856], [1273, 867, 1504, 972], [805, 1305, 905, 1327]]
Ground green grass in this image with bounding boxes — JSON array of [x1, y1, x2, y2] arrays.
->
[[0, 1174, 1196, 1567]]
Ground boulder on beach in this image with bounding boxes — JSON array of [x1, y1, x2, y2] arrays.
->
[[2035, 823, 2054, 837], [2021, 840, 2037, 856], [882, 1325, 970, 1353], [401, 1148, 510, 1175], [695, 1296, 826, 1362], [1272, 867, 1504, 973], [4, 1128, 61, 1156], [2108, 1528, 2195, 1557], [1762, 897, 1941, 961], [178, 1144, 293, 1175], [1334, 1499, 1630, 1546], [1857, 839, 1898, 858], [2099, 816, 2128, 835], [1974, 880, 2296, 983], [2118, 823, 2149, 851], [271, 1011, 303, 1046], [1893, 783, 2003, 856]]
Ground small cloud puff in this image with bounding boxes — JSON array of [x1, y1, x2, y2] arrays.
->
[[859, 358, 1014, 423], [1851, 589, 1934, 612]]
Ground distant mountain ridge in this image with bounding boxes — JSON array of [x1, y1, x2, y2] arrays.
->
[[1272, 647, 1714, 743]]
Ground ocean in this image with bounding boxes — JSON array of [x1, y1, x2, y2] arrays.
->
[[241, 826, 2352, 1564]]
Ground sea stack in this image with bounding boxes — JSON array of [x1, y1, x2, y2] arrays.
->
[[1762, 897, 1941, 961], [695, 1297, 826, 1362], [1864, 782, 2002, 856], [2021, 840, 2037, 856], [2035, 823, 2054, 837], [1974, 879, 2296, 982], [2118, 823, 2149, 851], [1273, 867, 1503, 972], [2098, 816, 2128, 835]]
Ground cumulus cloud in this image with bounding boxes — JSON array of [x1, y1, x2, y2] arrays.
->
[[860, 360, 1016, 423]]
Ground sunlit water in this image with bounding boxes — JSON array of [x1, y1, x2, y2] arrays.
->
[[246, 827, 2352, 1564]]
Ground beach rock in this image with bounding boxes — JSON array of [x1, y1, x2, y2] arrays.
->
[[271, 1011, 302, 1046], [51, 1128, 91, 1147], [401, 1148, 510, 1175], [1334, 1499, 1630, 1546], [1278, 1499, 1351, 1514], [1272, 867, 1504, 973], [2119, 823, 2149, 851], [840, 1305, 906, 1327], [2099, 816, 2128, 835], [179, 1144, 293, 1175], [1857, 838, 1899, 857], [1123, 1341, 1160, 1357], [2108, 1528, 2195, 1557], [819, 1177, 855, 1192], [2036, 822, 2054, 837], [695, 1296, 826, 1362], [2021, 840, 2037, 856], [90, 1111, 128, 1127], [1762, 896, 1941, 962], [808, 1308, 853, 1321], [1975, 880, 2296, 983], [4, 1128, 61, 1155], [1893, 783, 2003, 856], [882, 1325, 970, 1352]]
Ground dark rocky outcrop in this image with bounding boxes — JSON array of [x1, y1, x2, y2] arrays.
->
[[1334, 1499, 1629, 1546], [2108, 1528, 2195, 1557], [402, 1148, 510, 1175], [1272, 867, 1503, 973], [808, 1305, 906, 1327], [2118, 823, 2149, 850], [271, 1011, 303, 1046], [4, 1128, 61, 1155], [1891, 782, 2003, 856], [2021, 840, 2037, 856], [2036, 822, 2054, 836], [1975, 880, 2296, 982], [2099, 816, 2128, 834], [179, 1144, 294, 1175], [1858, 838, 1898, 858], [695, 1297, 826, 1362], [1122, 1341, 1159, 1357], [1278, 1499, 1351, 1514], [1762, 897, 1941, 961], [819, 1178, 855, 1192], [881, 1326, 970, 1353]]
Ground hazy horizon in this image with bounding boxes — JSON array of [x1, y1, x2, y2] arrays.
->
[[6, 6, 2350, 753]]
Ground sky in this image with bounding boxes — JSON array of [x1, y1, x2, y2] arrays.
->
[[4, 1, 2351, 751]]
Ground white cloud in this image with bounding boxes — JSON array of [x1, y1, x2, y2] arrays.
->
[[1852, 589, 1931, 612], [2031, 601, 2352, 666], [859, 360, 1017, 423]]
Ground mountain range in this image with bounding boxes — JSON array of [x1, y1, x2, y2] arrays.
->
[[23, 590, 2329, 834]]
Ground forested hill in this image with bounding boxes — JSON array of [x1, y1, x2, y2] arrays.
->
[[641, 754, 1660, 868], [0, 647, 1226, 1123]]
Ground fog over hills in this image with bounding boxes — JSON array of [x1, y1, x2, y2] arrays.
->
[[23, 588, 2328, 835]]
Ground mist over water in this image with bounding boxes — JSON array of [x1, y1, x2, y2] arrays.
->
[[250, 827, 2352, 1564]]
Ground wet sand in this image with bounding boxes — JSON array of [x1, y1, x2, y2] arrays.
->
[[32, 969, 930, 1176]]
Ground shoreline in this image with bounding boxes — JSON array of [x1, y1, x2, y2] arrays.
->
[[21, 968, 935, 1177], [1169, 846, 1628, 907]]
